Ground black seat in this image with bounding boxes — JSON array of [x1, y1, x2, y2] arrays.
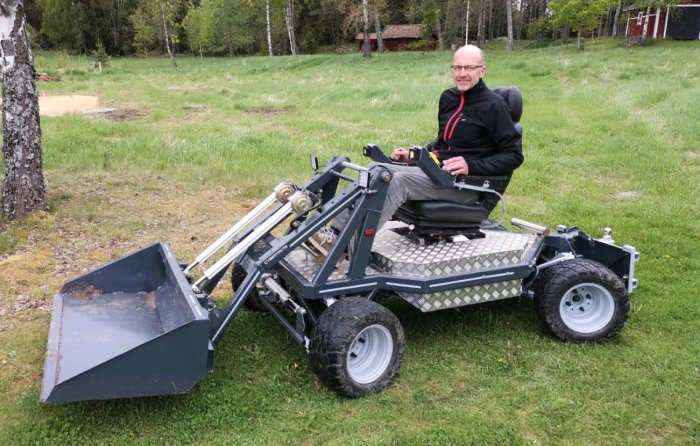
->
[[393, 86, 523, 238]]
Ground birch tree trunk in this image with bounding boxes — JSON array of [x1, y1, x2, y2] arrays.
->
[[109, 0, 125, 53], [477, 0, 486, 47], [266, 0, 273, 56], [159, 3, 177, 69], [361, 0, 370, 58], [642, 6, 650, 38], [435, 13, 444, 50], [576, 28, 583, 49], [488, 0, 493, 41], [285, 0, 299, 55], [374, 7, 383, 53], [612, 0, 622, 38], [506, 0, 513, 51], [1, 0, 48, 218], [465, 0, 470, 45], [517, 0, 524, 40]]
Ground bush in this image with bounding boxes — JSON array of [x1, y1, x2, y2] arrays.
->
[[93, 42, 110, 71]]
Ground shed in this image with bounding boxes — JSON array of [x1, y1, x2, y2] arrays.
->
[[355, 24, 436, 52], [625, 1, 700, 40]]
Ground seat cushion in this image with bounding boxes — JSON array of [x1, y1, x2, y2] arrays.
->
[[394, 200, 490, 228]]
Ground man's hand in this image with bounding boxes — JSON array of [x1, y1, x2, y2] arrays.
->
[[390, 147, 412, 164], [442, 156, 469, 176]]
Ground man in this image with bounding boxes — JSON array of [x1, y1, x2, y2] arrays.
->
[[311, 45, 523, 256]]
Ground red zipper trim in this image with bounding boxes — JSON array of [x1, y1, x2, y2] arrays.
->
[[445, 93, 465, 143]]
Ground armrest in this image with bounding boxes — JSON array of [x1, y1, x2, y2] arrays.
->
[[362, 144, 393, 163], [408, 146, 454, 187]]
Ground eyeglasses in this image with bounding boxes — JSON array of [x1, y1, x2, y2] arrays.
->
[[451, 65, 483, 72]]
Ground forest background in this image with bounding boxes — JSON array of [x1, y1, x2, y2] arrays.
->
[[27, 0, 659, 60]]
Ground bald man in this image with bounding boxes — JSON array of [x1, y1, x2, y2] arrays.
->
[[313, 45, 523, 257]]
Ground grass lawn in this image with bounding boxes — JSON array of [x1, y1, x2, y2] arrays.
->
[[1, 38, 699, 444]]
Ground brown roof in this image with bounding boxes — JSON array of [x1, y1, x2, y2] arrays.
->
[[355, 24, 422, 41], [355, 32, 378, 40], [382, 24, 422, 39]]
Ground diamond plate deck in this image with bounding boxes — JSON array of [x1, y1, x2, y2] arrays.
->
[[372, 225, 537, 312], [283, 249, 379, 282], [283, 224, 538, 312]]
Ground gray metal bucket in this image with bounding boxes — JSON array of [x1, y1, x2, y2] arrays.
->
[[41, 243, 213, 403]]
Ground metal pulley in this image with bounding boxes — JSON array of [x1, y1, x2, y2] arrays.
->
[[289, 191, 314, 215], [274, 181, 296, 203]]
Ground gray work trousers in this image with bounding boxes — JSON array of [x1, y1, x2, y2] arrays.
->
[[331, 162, 480, 232]]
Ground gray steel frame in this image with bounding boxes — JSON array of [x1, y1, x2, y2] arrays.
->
[[205, 147, 638, 350]]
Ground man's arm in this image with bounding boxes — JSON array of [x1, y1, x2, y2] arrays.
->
[[464, 101, 523, 176]]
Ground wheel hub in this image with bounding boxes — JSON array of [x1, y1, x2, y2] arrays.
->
[[347, 325, 393, 384], [560, 283, 615, 334]]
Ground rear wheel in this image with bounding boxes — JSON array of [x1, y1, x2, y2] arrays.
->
[[535, 259, 629, 342], [309, 297, 405, 398]]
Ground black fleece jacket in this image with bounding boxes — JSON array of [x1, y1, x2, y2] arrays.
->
[[428, 79, 523, 177]]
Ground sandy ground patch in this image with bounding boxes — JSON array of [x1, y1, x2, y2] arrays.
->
[[39, 95, 109, 116], [0, 95, 114, 116]]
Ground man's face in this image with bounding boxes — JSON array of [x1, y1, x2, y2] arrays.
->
[[452, 49, 485, 92]]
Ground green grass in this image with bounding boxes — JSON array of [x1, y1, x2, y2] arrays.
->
[[1, 39, 699, 444]]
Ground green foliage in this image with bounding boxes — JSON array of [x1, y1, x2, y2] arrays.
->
[[527, 17, 554, 41], [54, 49, 70, 70], [1, 40, 699, 445], [92, 42, 110, 67], [549, 0, 616, 34], [0, 234, 16, 254], [130, 3, 158, 56]]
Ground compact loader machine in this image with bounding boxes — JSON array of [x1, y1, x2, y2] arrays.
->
[[41, 90, 640, 402], [41, 147, 640, 402]]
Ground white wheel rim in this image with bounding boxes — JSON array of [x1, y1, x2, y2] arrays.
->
[[559, 283, 615, 334], [347, 324, 393, 384]]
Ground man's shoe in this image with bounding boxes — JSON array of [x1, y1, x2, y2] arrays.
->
[[308, 227, 338, 259]]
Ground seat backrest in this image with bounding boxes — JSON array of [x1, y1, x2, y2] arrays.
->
[[492, 86, 523, 124]]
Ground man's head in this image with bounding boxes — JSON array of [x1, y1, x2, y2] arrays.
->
[[451, 45, 485, 92]]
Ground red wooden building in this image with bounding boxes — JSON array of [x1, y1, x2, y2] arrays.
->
[[625, 1, 700, 40], [355, 24, 436, 52]]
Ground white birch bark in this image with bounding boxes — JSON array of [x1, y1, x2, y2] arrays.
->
[[285, 0, 299, 55], [374, 7, 383, 53], [506, 0, 513, 51], [612, 0, 622, 38], [266, 0, 273, 56], [0, 0, 48, 218], [465, 0, 470, 45], [362, 0, 370, 58], [159, 3, 177, 68]]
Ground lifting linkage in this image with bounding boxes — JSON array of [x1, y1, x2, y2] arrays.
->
[[192, 156, 393, 345]]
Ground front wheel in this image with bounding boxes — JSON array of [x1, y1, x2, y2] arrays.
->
[[535, 259, 630, 342], [309, 297, 405, 398]]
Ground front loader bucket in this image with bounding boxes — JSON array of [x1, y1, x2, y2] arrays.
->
[[41, 243, 213, 403]]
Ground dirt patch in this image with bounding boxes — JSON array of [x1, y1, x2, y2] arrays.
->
[[612, 190, 640, 199], [182, 104, 208, 112], [13, 295, 51, 313], [245, 107, 288, 116], [100, 108, 148, 121], [556, 74, 572, 89], [35, 72, 56, 82], [145, 292, 156, 310], [66, 285, 103, 299]]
